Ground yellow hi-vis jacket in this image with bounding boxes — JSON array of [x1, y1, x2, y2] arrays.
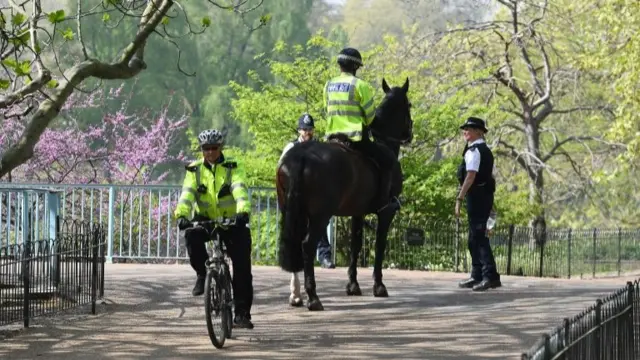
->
[[323, 72, 376, 141], [173, 156, 251, 220]]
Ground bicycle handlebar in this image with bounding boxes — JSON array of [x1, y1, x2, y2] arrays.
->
[[190, 217, 237, 229]]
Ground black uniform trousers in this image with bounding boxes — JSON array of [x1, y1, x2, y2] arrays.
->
[[465, 186, 499, 282], [350, 137, 397, 203], [184, 223, 254, 317], [317, 232, 332, 261]]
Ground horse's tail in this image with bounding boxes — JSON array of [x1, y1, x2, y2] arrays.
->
[[278, 151, 307, 273]]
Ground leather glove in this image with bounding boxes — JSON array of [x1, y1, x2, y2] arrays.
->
[[177, 217, 192, 230], [234, 212, 250, 227]]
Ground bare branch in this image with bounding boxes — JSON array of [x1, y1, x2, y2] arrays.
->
[[77, 0, 89, 59], [550, 105, 615, 117], [542, 135, 627, 162], [530, 36, 552, 110], [208, 0, 264, 14], [495, 139, 532, 176]]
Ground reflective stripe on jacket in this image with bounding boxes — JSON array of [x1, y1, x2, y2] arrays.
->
[[323, 72, 375, 141], [174, 156, 251, 219]]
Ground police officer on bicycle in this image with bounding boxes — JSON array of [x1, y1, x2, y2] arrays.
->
[[174, 129, 255, 329]]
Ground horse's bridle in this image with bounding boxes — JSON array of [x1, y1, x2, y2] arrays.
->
[[370, 116, 413, 145]]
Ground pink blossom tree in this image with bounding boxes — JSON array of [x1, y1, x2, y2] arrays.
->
[[1, 83, 189, 256], [0, 83, 188, 185], [0, 0, 269, 179]]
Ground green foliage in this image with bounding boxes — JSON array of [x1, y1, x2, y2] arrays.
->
[[576, 0, 640, 162], [227, 30, 546, 224], [229, 32, 466, 222], [47, 10, 66, 24]]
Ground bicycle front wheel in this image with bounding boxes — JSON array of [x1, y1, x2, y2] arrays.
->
[[224, 271, 233, 337], [204, 270, 228, 348]]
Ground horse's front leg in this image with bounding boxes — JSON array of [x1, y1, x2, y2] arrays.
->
[[289, 272, 303, 307], [346, 216, 364, 296], [372, 211, 394, 297]]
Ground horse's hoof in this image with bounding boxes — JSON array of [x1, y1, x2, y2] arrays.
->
[[289, 296, 303, 307], [373, 283, 388, 297], [346, 281, 362, 296], [307, 299, 324, 311]]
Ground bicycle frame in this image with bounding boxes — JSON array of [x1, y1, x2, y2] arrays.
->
[[190, 218, 235, 281], [189, 217, 237, 348]]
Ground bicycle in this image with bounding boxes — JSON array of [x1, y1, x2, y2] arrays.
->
[[186, 217, 237, 349]]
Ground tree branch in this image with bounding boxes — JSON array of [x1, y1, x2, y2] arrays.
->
[[0, 0, 174, 178], [550, 104, 615, 117], [77, 0, 90, 59], [530, 35, 552, 110], [495, 139, 533, 177], [542, 135, 627, 162]]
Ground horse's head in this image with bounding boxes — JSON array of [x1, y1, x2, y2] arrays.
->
[[370, 78, 413, 146]]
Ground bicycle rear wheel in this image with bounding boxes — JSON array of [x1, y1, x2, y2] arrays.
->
[[204, 270, 228, 348]]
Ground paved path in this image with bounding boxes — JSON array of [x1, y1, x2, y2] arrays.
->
[[1, 264, 639, 360]]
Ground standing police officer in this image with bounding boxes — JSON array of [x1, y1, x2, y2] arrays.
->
[[279, 113, 335, 269], [455, 117, 501, 292], [174, 129, 255, 329]]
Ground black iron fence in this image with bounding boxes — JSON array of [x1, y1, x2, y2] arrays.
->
[[0, 218, 106, 327], [333, 217, 640, 278], [521, 278, 640, 359]]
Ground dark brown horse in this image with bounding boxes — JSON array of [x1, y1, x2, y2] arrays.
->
[[276, 78, 413, 311]]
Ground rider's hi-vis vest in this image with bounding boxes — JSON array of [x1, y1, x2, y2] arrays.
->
[[173, 156, 251, 220], [323, 72, 376, 141]]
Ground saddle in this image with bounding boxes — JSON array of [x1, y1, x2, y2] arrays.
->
[[326, 133, 353, 148], [325, 134, 381, 171]]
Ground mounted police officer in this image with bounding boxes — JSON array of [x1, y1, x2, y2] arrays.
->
[[174, 129, 255, 329], [323, 47, 400, 212], [279, 113, 335, 269], [455, 117, 501, 292]]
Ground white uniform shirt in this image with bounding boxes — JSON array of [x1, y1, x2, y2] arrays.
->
[[464, 138, 496, 176], [464, 139, 484, 172]]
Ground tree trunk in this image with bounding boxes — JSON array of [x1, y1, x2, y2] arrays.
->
[[523, 119, 547, 247], [528, 168, 547, 248]]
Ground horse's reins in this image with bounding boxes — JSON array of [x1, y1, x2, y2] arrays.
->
[[370, 127, 412, 145]]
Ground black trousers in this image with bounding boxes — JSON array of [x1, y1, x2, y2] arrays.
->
[[465, 187, 499, 281], [350, 139, 398, 206], [350, 138, 396, 171], [317, 231, 332, 261], [184, 224, 254, 317]]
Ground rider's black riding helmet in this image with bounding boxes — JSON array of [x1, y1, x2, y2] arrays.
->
[[337, 48, 363, 72]]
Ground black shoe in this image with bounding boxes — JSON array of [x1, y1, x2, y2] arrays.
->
[[192, 275, 205, 296], [320, 258, 335, 269], [472, 278, 502, 292], [233, 314, 254, 329], [458, 278, 480, 288]]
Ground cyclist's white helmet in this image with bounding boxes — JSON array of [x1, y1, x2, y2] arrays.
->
[[198, 129, 224, 146]]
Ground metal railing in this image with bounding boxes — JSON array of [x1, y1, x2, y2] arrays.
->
[[0, 183, 286, 264], [521, 278, 640, 359], [2, 183, 640, 279], [0, 217, 106, 328], [333, 216, 640, 279]]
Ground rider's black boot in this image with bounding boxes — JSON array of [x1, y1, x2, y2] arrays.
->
[[377, 171, 401, 213]]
